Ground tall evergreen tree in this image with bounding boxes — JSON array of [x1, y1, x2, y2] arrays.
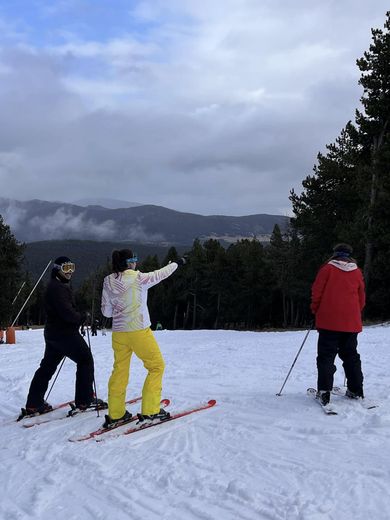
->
[[268, 225, 291, 327], [290, 122, 363, 268], [202, 239, 229, 329], [355, 11, 390, 304], [160, 247, 187, 329], [0, 215, 25, 328], [290, 12, 390, 320]]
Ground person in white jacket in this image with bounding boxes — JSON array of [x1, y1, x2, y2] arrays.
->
[[101, 248, 186, 428]]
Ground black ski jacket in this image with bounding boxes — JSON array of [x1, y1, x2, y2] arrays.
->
[[44, 277, 84, 336]]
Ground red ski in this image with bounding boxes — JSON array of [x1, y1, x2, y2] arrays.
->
[[95, 399, 217, 442], [22, 396, 142, 428], [69, 399, 170, 442]]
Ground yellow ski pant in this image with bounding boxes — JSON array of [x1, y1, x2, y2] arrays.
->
[[108, 328, 165, 419]]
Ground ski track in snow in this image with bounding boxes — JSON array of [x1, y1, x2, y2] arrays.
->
[[1, 326, 390, 519]]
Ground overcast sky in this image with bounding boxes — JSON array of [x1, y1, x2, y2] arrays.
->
[[0, 1, 388, 216]]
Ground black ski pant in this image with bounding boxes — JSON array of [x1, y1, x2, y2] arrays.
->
[[316, 329, 364, 395], [26, 332, 94, 408]]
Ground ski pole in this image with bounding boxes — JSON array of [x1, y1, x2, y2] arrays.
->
[[91, 277, 96, 323], [45, 357, 66, 401], [12, 281, 26, 306], [85, 314, 100, 417], [276, 325, 314, 396], [11, 260, 52, 327]]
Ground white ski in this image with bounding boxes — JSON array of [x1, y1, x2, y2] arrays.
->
[[332, 386, 378, 410], [307, 388, 338, 415]]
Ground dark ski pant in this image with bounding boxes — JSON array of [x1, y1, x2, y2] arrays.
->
[[316, 329, 364, 395], [26, 332, 94, 408]]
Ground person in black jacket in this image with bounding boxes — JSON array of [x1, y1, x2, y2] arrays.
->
[[22, 256, 105, 416]]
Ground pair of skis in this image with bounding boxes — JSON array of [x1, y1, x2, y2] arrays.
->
[[69, 399, 217, 442], [307, 386, 378, 415], [17, 396, 217, 441]]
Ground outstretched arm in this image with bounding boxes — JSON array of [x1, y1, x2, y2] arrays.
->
[[138, 262, 178, 289]]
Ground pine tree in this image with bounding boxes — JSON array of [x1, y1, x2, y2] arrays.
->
[[160, 247, 187, 329], [289, 12, 390, 320], [202, 239, 229, 329], [290, 122, 362, 263], [355, 11, 390, 297], [0, 216, 25, 328]]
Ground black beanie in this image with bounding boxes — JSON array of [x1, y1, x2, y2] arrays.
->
[[333, 244, 353, 255], [51, 256, 72, 280], [53, 256, 72, 268], [333, 243, 353, 259]]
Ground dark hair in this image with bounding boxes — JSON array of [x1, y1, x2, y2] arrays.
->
[[112, 249, 134, 275], [329, 243, 356, 263]]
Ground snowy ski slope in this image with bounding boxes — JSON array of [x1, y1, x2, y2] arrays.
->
[[1, 326, 390, 520]]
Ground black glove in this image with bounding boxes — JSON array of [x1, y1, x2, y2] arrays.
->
[[176, 256, 188, 266]]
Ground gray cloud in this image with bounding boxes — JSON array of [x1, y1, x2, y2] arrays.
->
[[0, 198, 166, 242], [0, 1, 388, 216], [28, 208, 117, 240], [0, 199, 27, 229]]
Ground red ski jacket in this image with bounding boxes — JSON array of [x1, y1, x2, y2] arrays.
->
[[311, 260, 365, 332]]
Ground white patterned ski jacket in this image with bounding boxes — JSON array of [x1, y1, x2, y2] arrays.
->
[[101, 263, 178, 331]]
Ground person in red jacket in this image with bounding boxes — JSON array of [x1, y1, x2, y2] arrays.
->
[[311, 243, 366, 406]]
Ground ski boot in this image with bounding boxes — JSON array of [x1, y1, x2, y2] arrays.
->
[[68, 398, 108, 417], [345, 389, 364, 399], [136, 408, 171, 425], [316, 390, 331, 406], [18, 401, 53, 421], [102, 410, 133, 430]]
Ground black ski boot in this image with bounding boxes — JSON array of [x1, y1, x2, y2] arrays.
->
[[68, 398, 108, 416], [102, 410, 132, 429], [77, 398, 108, 411], [346, 389, 364, 399], [137, 408, 171, 425], [316, 390, 331, 406], [18, 401, 53, 421]]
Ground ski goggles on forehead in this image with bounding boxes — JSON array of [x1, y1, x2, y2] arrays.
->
[[54, 262, 76, 273], [126, 255, 138, 264]]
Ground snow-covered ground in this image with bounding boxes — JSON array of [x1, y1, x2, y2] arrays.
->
[[1, 326, 390, 520]]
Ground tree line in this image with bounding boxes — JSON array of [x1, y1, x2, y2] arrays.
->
[[1, 11, 390, 330], [0, 224, 315, 331]]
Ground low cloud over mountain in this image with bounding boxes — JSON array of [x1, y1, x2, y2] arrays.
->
[[0, 198, 289, 245]]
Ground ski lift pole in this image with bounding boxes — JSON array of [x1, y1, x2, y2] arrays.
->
[[12, 281, 26, 305], [276, 325, 314, 396], [10, 260, 52, 327]]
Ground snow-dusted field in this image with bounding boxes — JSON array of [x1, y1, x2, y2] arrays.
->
[[1, 326, 390, 520]]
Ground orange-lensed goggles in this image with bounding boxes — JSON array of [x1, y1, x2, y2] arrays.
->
[[54, 262, 76, 273]]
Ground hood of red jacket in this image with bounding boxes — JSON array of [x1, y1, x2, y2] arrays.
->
[[328, 260, 358, 272]]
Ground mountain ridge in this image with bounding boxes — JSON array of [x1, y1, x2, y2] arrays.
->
[[0, 198, 289, 244]]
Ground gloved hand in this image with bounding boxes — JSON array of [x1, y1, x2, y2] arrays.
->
[[176, 256, 188, 266]]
